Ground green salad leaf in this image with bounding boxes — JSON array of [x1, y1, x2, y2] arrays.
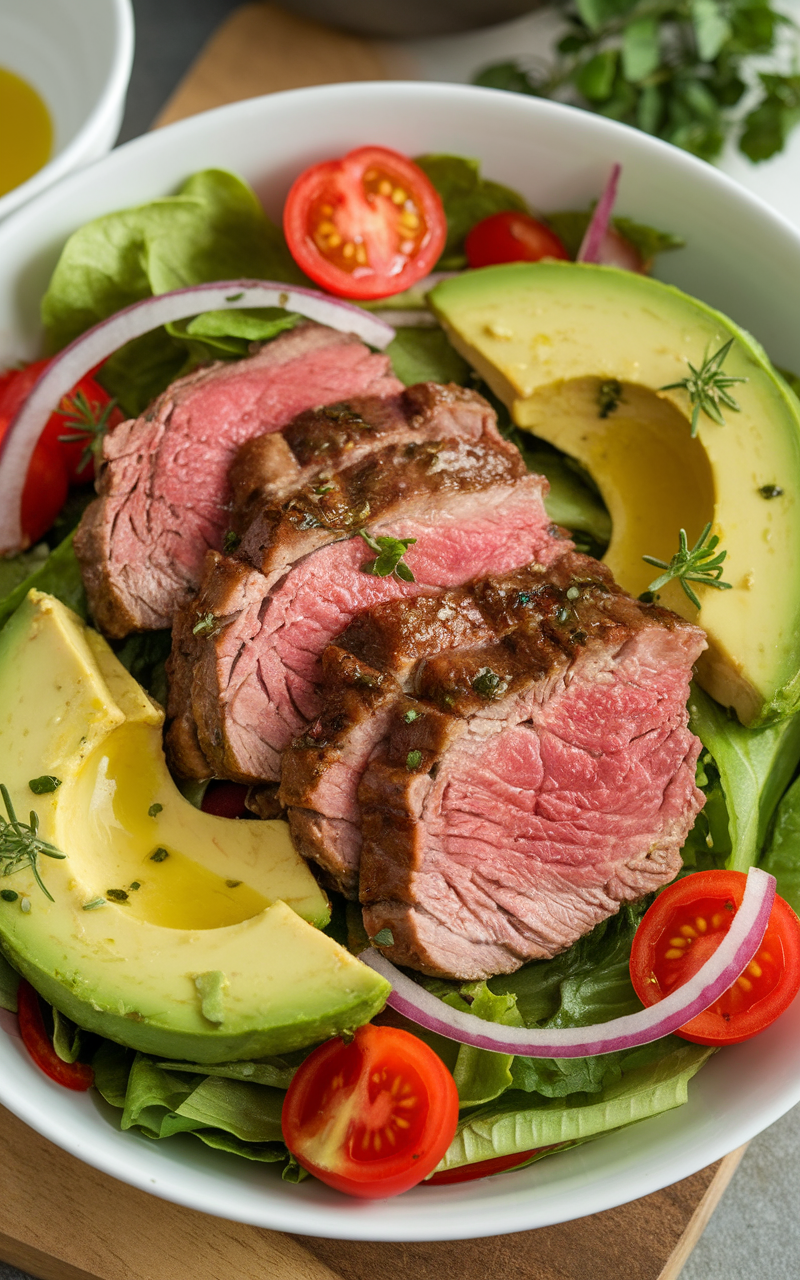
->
[[435, 1042, 712, 1173], [688, 685, 800, 873], [545, 208, 685, 267], [761, 774, 800, 914], [387, 326, 471, 386], [414, 155, 529, 270], [41, 169, 309, 415], [0, 949, 20, 1013], [0, 532, 86, 632]]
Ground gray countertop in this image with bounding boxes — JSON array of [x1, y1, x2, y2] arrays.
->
[[2, 3, 798, 1277]]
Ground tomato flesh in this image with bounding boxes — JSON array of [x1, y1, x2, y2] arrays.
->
[[465, 211, 569, 269], [283, 146, 447, 300], [630, 870, 800, 1045], [282, 1024, 459, 1198], [200, 781, 251, 819], [16, 980, 94, 1091]]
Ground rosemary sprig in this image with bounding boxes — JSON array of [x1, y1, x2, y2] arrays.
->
[[660, 339, 747, 437], [0, 784, 66, 902], [57, 389, 118, 476], [643, 523, 732, 609], [359, 531, 417, 582]]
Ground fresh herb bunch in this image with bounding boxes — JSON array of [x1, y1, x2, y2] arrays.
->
[[660, 338, 747, 435], [643, 522, 732, 607], [475, 0, 800, 163]]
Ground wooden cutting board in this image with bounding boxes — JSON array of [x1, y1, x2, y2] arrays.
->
[[0, 6, 748, 1279]]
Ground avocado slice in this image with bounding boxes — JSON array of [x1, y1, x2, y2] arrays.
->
[[0, 592, 388, 1061], [430, 262, 800, 726]]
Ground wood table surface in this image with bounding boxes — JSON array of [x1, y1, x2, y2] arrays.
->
[[0, 6, 750, 1278]]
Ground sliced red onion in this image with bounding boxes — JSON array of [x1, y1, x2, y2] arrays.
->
[[0, 281, 395, 552], [577, 163, 622, 265], [360, 867, 776, 1058]]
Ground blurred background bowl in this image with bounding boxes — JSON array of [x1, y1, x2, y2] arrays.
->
[[0, 0, 134, 222], [279, 0, 543, 38]]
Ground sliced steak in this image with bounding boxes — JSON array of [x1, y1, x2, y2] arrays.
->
[[75, 323, 403, 638], [229, 382, 506, 528], [357, 559, 706, 978], [283, 555, 705, 975], [166, 440, 564, 786]]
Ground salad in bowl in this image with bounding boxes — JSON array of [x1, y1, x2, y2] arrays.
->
[[0, 82, 799, 1241]]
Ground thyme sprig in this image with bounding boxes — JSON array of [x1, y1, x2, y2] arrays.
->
[[359, 531, 417, 582], [57, 390, 119, 476], [643, 522, 732, 609], [0, 784, 66, 902], [660, 339, 747, 437]]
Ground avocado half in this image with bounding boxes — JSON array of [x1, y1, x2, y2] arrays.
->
[[0, 592, 389, 1062], [431, 262, 800, 726]]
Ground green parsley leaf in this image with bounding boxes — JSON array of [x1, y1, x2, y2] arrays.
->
[[28, 776, 62, 795], [148, 802, 163, 818], [406, 750, 423, 771], [372, 928, 395, 947], [360, 530, 417, 582]]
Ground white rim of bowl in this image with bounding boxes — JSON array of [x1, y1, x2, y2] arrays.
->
[[0, 0, 135, 219]]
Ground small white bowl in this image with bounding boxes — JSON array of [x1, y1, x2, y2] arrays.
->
[[0, 0, 134, 222]]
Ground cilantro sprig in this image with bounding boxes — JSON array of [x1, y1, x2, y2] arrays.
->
[[643, 522, 732, 608], [474, 0, 800, 164], [359, 531, 417, 582]]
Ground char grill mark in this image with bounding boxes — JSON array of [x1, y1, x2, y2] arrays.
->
[[165, 427, 560, 785], [74, 323, 404, 639], [281, 554, 706, 980]]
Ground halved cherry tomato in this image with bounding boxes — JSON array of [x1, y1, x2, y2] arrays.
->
[[16, 979, 94, 1091], [426, 1145, 556, 1184], [200, 781, 250, 819], [282, 1024, 459, 1198], [0, 360, 122, 545], [283, 146, 447, 300], [464, 211, 570, 268], [630, 870, 800, 1045]]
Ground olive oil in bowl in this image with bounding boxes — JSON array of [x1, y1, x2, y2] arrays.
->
[[0, 67, 53, 198]]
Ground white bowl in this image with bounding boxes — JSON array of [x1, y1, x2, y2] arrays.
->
[[0, 0, 134, 222], [1, 82, 800, 1240]]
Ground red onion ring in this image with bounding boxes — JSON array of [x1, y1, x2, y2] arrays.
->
[[577, 163, 622, 265], [360, 867, 776, 1057], [0, 281, 396, 552]]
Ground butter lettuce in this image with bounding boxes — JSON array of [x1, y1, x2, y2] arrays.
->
[[41, 169, 307, 415], [761, 774, 800, 913], [0, 532, 86, 632], [414, 155, 528, 270]]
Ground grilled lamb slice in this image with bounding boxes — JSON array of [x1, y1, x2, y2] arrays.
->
[[355, 561, 706, 980], [229, 382, 507, 529], [74, 323, 403, 638], [165, 441, 565, 785]]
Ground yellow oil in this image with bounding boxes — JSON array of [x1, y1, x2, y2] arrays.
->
[[73, 727, 270, 931], [0, 67, 53, 198]]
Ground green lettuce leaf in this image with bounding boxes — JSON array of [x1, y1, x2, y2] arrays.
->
[[0, 533, 86, 632], [387, 326, 471, 386], [435, 1042, 712, 1172], [0, 949, 20, 1013], [545, 208, 685, 266], [688, 684, 800, 872], [112, 629, 172, 706], [445, 983, 524, 1108], [414, 155, 528, 270], [761, 773, 800, 913], [41, 170, 308, 415]]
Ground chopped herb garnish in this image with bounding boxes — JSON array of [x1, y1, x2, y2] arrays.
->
[[406, 749, 423, 771], [223, 529, 241, 555], [225, 291, 244, 302], [403, 708, 423, 723], [661, 340, 747, 437], [556, 606, 571, 624], [192, 612, 218, 636], [566, 585, 581, 601], [106, 888, 129, 902], [150, 847, 169, 863], [314, 482, 335, 495], [372, 928, 395, 947], [517, 592, 531, 606], [147, 802, 163, 818], [0, 889, 18, 902], [0, 784, 66, 901], [28, 776, 62, 795], [571, 629, 588, 645], [643, 523, 732, 609], [57, 390, 118, 477], [225, 879, 242, 888], [129, 881, 141, 891], [597, 379, 622, 418], [759, 484, 784, 499], [82, 898, 106, 911], [360, 530, 417, 582], [471, 667, 509, 699]]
